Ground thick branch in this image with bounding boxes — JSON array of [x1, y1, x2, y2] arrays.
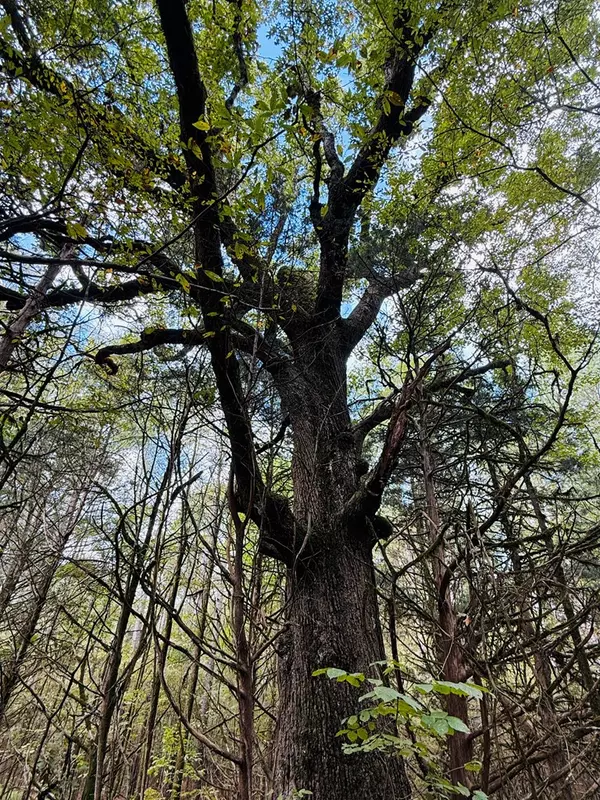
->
[[2, 274, 177, 311], [94, 328, 206, 374], [313, 12, 437, 320], [341, 266, 421, 355], [225, 0, 249, 110], [340, 9, 436, 211], [305, 89, 344, 184], [1, 0, 33, 53], [156, 0, 297, 562], [156, 0, 212, 193]]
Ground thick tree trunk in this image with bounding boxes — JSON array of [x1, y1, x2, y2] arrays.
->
[[267, 339, 412, 800], [274, 532, 411, 800]]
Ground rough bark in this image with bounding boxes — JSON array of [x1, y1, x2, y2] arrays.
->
[[269, 334, 411, 799], [152, 3, 432, 796], [273, 532, 411, 800]]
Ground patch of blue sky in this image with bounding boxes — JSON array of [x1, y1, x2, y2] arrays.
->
[[256, 22, 283, 64]]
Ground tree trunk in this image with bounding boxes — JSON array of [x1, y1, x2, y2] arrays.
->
[[267, 339, 412, 800], [230, 504, 255, 800], [274, 531, 411, 800], [489, 463, 574, 800], [525, 477, 599, 712], [420, 423, 472, 789], [93, 568, 139, 800]]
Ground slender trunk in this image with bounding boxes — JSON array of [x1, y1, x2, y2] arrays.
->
[[230, 501, 254, 800], [474, 671, 491, 794], [0, 539, 28, 619], [0, 250, 70, 370], [169, 531, 216, 800], [0, 507, 35, 619], [489, 463, 574, 800], [92, 569, 139, 800], [21, 669, 78, 800], [0, 503, 72, 721], [0, 565, 54, 717], [138, 536, 186, 799], [420, 424, 472, 788], [525, 477, 598, 710]]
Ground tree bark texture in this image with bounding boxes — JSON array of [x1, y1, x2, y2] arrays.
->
[[271, 341, 411, 799], [420, 421, 472, 788], [274, 535, 411, 799]]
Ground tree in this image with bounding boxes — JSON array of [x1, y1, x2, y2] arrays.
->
[[1, 0, 599, 797]]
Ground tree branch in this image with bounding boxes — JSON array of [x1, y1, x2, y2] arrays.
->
[[353, 358, 510, 453], [2, 274, 177, 311], [156, 0, 297, 562], [341, 266, 421, 356], [313, 9, 438, 320], [225, 0, 249, 110], [0, 35, 186, 190], [94, 327, 207, 374]]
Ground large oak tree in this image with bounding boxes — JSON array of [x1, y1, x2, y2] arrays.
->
[[1, 0, 598, 796]]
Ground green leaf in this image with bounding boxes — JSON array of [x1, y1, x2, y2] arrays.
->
[[175, 273, 191, 293], [432, 680, 484, 699], [66, 221, 88, 240], [360, 685, 400, 703], [204, 270, 223, 283], [386, 90, 404, 107], [447, 716, 470, 734], [414, 683, 433, 694], [454, 785, 471, 796], [189, 139, 203, 160], [325, 668, 346, 679]]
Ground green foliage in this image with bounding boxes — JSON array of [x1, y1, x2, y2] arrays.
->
[[314, 664, 489, 799]]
